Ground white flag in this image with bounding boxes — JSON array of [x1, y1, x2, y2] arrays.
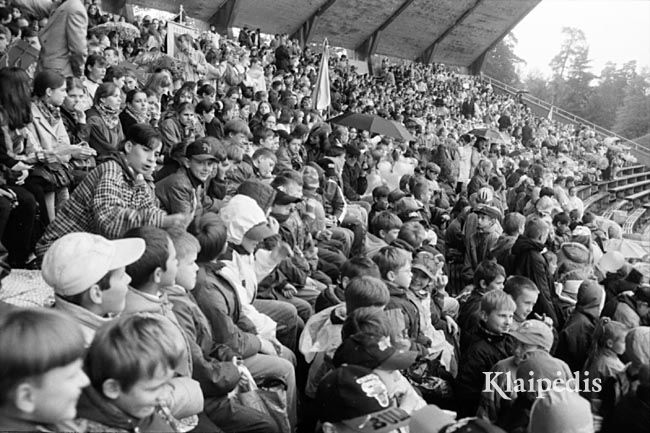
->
[[312, 40, 331, 111], [547, 106, 554, 121]]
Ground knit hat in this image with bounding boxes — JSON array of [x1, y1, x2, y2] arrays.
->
[[528, 390, 593, 433], [508, 320, 554, 352], [316, 365, 410, 433], [42, 233, 145, 297], [625, 326, 650, 366]]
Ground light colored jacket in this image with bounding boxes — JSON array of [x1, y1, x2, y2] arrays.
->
[[27, 102, 72, 159], [38, 0, 88, 78]]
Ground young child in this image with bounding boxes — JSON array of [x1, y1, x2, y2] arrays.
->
[[42, 232, 145, 345], [490, 211, 525, 267], [583, 318, 628, 398], [455, 289, 517, 417], [366, 210, 403, 258], [368, 185, 390, 226], [164, 228, 280, 433], [251, 147, 276, 182], [314, 255, 381, 312], [333, 307, 426, 414], [503, 275, 540, 330], [373, 246, 430, 354], [122, 226, 203, 423], [463, 204, 502, 284], [75, 314, 184, 432], [457, 259, 506, 351], [0, 309, 89, 431]]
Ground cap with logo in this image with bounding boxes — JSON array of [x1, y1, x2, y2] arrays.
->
[[316, 365, 410, 433], [186, 139, 217, 161], [42, 233, 146, 297]]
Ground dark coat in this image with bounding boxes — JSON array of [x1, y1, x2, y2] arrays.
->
[[341, 162, 367, 201], [193, 261, 262, 358], [555, 281, 603, 372], [455, 321, 516, 417], [509, 235, 559, 327], [385, 280, 430, 354]]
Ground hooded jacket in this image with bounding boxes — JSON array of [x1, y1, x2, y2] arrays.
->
[[555, 280, 604, 372], [385, 280, 430, 354], [509, 235, 559, 327]]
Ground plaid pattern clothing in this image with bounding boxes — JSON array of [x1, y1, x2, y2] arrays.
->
[[36, 158, 166, 258]]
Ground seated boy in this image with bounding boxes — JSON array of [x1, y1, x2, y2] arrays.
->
[[477, 319, 571, 424], [76, 314, 185, 431], [164, 228, 280, 433], [155, 138, 224, 218], [122, 226, 203, 422], [333, 307, 426, 414], [314, 255, 381, 312], [0, 308, 89, 431], [455, 289, 517, 417], [368, 185, 390, 226], [366, 211, 403, 258], [373, 246, 431, 354], [190, 212, 298, 429], [490, 212, 525, 267], [42, 232, 145, 345], [503, 275, 540, 330], [457, 259, 506, 352]]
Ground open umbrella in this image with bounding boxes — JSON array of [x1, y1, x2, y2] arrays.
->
[[90, 22, 140, 40], [328, 112, 415, 141], [468, 128, 502, 142]]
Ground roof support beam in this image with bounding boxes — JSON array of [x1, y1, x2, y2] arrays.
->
[[209, 0, 241, 34], [355, 0, 417, 60], [468, 0, 541, 74], [290, 0, 338, 48], [415, 0, 484, 64]]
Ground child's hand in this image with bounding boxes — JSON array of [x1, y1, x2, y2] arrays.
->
[[445, 316, 459, 335]]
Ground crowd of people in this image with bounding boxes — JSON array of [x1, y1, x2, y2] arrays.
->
[[0, 1, 648, 433]]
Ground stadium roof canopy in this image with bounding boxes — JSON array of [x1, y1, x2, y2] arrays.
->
[[128, 0, 541, 69]]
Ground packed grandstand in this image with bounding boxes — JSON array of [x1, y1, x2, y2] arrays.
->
[[0, 1, 648, 433]]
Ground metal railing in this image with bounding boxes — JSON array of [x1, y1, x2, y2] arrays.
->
[[480, 74, 650, 158]]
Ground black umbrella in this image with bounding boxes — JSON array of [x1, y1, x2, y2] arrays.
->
[[468, 128, 502, 142], [328, 112, 415, 142]]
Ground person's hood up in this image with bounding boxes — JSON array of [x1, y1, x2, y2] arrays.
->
[[559, 242, 591, 265], [575, 279, 604, 319], [220, 194, 269, 245], [511, 235, 545, 256], [625, 326, 650, 367]]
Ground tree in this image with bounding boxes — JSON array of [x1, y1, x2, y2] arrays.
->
[[613, 74, 650, 139], [549, 27, 594, 118], [585, 61, 637, 129], [483, 33, 524, 86], [522, 70, 552, 101]]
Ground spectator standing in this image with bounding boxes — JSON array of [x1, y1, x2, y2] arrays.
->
[[38, 0, 88, 78]]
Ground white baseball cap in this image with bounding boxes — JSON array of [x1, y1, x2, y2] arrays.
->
[[42, 232, 146, 297]]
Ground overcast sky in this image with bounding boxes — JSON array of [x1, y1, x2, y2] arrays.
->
[[511, 0, 650, 78]]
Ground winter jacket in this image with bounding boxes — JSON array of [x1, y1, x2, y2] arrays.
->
[[611, 293, 642, 329], [463, 226, 499, 283], [509, 235, 559, 327], [555, 281, 604, 372], [76, 385, 175, 432], [341, 162, 367, 201], [455, 321, 516, 417], [155, 166, 217, 217], [193, 261, 262, 358], [164, 285, 240, 399], [385, 280, 430, 354]]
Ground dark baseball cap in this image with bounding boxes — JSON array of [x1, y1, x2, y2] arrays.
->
[[186, 139, 217, 161], [316, 365, 410, 433], [333, 332, 418, 371]]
